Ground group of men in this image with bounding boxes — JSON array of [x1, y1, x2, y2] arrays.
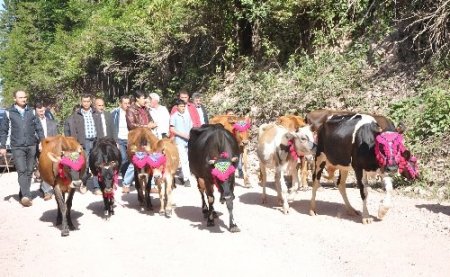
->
[[0, 89, 209, 207]]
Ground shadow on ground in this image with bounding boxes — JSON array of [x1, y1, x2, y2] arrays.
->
[[416, 203, 450, 216], [39, 209, 84, 231], [174, 205, 227, 233]]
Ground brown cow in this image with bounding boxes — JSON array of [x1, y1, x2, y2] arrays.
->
[[276, 115, 310, 189], [209, 115, 251, 187], [151, 138, 179, 217], [38, 135, 86, 236], [127, 127, 159, 210]]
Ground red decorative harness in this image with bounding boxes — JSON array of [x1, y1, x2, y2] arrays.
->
[[375, 132, 405, 168], [211, 152, 236, 190], [232, 121, 251, 133], [58, 153, 85, 184]]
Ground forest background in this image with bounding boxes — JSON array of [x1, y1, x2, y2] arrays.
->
[[0, 0, 449, 198]]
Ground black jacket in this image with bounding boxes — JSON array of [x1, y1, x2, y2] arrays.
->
[[0, 105, 45, 148], [64, 108, 104, 149]]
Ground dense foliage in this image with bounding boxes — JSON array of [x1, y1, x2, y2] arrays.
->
[[0, 0, 449, 196]]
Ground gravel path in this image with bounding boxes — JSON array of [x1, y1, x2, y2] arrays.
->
[[0, 171, 449, 277]]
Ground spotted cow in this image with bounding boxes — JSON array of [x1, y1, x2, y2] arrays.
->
[[310, 114, 418, 224], [257, 123, 316, 214]]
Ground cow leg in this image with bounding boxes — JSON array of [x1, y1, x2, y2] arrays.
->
[[66, 188, 76, 230], [378, 174, 394, 220], [145, 181, 152, 211], [310, 155, 326, 216], [300, 157, 309, 190], [242, 147, 250, 187], [275, 167, 289, 214], [197, 177, 208, 217], [103, 196, 110, 217], [206, 190, 215, 227], [259, 162, 268, 204], [165, 175, 173, 217], [288, 160, 300, 201], [54, 185, 70, 236], [337, 170, 359, 216], [226, 197, 240, 232], [157, 178, 166, 216], [356, 169, 372, 224]]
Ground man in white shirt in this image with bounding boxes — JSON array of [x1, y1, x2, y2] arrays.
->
[[148, 93, 170, 139]]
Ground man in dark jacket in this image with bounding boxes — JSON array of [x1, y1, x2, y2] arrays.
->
[[66, 94, 104, 195], [191, 92, 209, 125], [34, 102, 58, 201], [0, 90, 45, 207]]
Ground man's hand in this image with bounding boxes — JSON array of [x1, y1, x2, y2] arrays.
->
[[0, 149, 6, 156]]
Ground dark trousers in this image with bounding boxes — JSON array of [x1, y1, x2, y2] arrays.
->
[[11, 145, 37, 198], [83, 138, 99, 189], [117, 139, 130, 177]]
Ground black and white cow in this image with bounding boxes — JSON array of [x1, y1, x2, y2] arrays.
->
[[188, 124, 240, 232], [310, 114, 417, 224], [89, 137, 122, 218]]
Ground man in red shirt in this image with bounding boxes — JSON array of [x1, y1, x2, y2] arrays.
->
[[170, 90, 201, 128]]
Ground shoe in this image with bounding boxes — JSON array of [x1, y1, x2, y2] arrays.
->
[[150, 187, 159, 194], [20, 197, 32, 207], [184, 180, 191, 187], [93, 188, 103, 195], [122, 186, 130, 194], [43, 193, 53, 201]]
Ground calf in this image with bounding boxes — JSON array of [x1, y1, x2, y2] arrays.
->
[[127, 127, 159, 211], [310, 114, 418, 224], [257, 123, 316, 214], [89, 137, 122, 218], [152, 138, 179, 216], [209, 115, 251, 186], [39, 135, 86, 236], [188, 124, 240, 232], [276, 115, 310, 189]]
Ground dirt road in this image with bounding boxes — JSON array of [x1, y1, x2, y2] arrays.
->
[[0, 171, 449, 277]]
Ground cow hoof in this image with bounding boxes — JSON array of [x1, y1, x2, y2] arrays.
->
[[362, 217, 373, 224], [61, 229, 70, 237], [104, 210, 109, 217], [378, 205, 390, 219], [212, 211, 218, 218], [309, 210, 317, 216], [207, 220, 215, 227], [229, 225, 241, 233], [159, 210, 165, 216], [165, 210, 172, 217]]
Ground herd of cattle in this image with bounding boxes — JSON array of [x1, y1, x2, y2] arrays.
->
[[36, 109, 418, 236]]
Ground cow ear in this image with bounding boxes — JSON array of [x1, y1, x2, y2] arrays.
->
[[284, 132, 295, 141], [396, 122, 406, 134], [402, 150, 411, 160], [231, 156, 239, 162], [227, 116, 237, 124], [47, 152, 61, 163], [208, 159, 216, 165]]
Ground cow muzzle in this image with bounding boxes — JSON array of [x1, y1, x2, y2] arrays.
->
[[70, 180, 83, 189]]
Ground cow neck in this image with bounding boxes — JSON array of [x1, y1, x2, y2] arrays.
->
[[287, 139, 304, 160]]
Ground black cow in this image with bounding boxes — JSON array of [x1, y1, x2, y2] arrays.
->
[[310, 114, 416, 224], [188, 124, 240, 232], [89, 137, 122, 217]]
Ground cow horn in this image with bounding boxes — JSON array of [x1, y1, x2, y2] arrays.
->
[[47, 152, 61, 163], [231, 156, 239, 162], [208, 159, 216, 165]]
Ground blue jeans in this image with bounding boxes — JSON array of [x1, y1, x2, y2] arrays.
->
[[83, 138, 99, 189], [12, 145, 36, 198], [118, 139, 134, 186]]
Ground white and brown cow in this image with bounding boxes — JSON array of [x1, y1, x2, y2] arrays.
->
[[310, 113, 418, 224], [257, 123, 316, 214], [151, 137, 179, 217]]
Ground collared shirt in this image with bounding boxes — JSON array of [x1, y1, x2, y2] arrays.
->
[[196, 106, 205, 125], [118, 108, 128, 140], [39, 117, 48, 137], [150, 105, 170, 139], [170, 111, 192, 146], [81, 108, 97, 139], [100, 112, 107, 137], [14, 105, 25, 118]]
